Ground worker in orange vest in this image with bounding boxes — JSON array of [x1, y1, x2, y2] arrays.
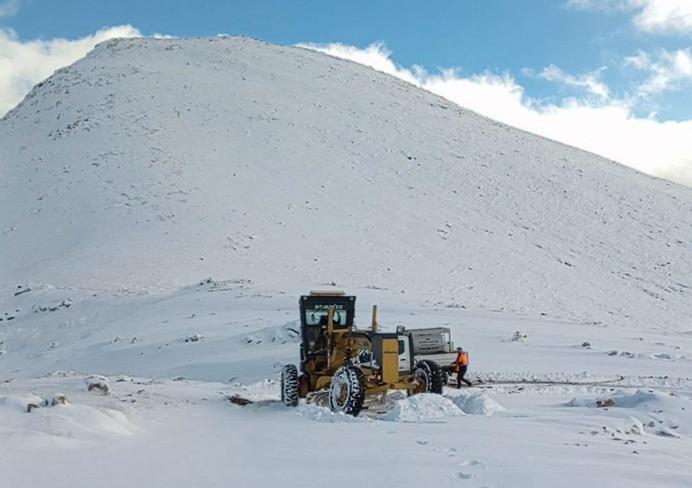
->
[[453, 347, 472, 388]]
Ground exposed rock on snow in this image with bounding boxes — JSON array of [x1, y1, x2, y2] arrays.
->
[[50, 393, 68, 405], [185, 333, 204, 343], [26, 393, 68, 412], [381, 393, 463, 422], [13, 285, 31, 297], [32, 299, 72, 313], [510, 331, 529, 343], [607, 350, 637, 358], [85, 375, 111, 395]]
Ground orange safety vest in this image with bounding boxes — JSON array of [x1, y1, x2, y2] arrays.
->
[[455, 352, 469, 370]]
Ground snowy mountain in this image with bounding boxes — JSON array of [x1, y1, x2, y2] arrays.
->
[[1, 37, 692, 488], [1, 36, 690, 328]]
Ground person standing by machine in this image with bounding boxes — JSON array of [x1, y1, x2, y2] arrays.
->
[[453, 347, 472, 387]]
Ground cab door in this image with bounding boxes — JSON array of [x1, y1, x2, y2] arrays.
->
[[397, 335, 412, 372]]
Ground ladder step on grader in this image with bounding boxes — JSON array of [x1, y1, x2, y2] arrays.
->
[[281, 291, 444, 416]]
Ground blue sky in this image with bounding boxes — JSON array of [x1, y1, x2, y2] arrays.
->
[[1, 0, 691, 184], [6, 1, 617, 72], [3, 0, 689, 116]]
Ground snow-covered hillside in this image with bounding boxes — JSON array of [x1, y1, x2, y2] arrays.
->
[[1, 36, 690, 328], [1, 37, 692, 488]]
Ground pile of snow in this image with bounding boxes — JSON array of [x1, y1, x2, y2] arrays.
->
[[0, 393, 133, 439], [381, 393, 463, 422], [450, 391, 505, 416]]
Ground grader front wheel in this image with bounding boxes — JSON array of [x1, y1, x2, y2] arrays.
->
[[329, 365, 366, 416]]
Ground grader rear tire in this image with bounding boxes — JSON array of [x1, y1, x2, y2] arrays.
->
[[281, 364, 300, 407], [414, 359, 444, 394], [329, 365, 366, 416]]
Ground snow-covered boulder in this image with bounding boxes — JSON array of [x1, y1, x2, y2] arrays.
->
[[86, 375, 111, 395], [511, 331, 529, 343]]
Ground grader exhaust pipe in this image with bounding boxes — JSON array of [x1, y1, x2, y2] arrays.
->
[[326, 305, 335, 369]]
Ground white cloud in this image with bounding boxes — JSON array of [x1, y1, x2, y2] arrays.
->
[[0, 0, 20, 18], [568, 0, 692, 35], [301, 42, 692, 187], [538, 64, 610, 98], [635, 0, 692, 34], [625, 48, 692, 94], [0, 25, 141, 116]]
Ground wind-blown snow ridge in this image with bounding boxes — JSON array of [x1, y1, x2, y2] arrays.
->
[[0, 36, 690, 328]]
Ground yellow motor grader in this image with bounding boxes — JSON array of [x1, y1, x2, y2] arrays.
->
[[281, 291, 443, 416]]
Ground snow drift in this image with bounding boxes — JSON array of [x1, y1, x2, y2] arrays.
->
[[0, 36, 690, 329], [449, 390, 505, 416], [381, 393, 463, 421], [0, 393, 133, 440], [565, 389, 692, 438], [564, 389, 674, 409]]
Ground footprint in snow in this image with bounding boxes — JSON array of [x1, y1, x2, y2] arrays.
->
[[452, 459, 486, 481], [452, 472, 473, 480], [459, 459, 484, 468]]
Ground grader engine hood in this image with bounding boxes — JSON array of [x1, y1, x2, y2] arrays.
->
[[372, 334, 401, 385]]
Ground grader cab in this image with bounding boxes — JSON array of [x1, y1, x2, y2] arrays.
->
[[281, 291, 443, 416]]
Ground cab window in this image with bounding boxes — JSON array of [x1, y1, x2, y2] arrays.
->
[[305, 307, 348, 327]]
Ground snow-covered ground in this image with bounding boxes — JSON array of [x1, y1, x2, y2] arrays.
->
[[1, 37, 691, 487], [2, 284, 692, 487]]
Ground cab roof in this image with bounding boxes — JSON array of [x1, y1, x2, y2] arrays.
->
[[308, 290, 346, 297]]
